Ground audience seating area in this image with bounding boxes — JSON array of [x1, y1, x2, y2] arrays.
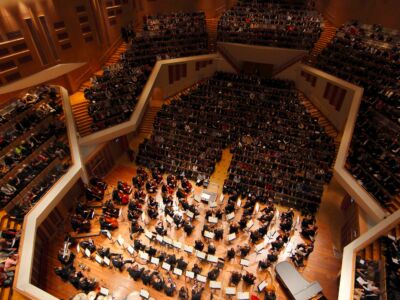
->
[[0, 86, 71, 222], [84, 11, 209, 133], [314, 21, 400, 211], [137, 72, 335, 213], [218, 0, 323, 50], [354, 225, 400, 300], [0, 214, 22, 299]]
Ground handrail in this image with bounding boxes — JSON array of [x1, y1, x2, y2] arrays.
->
[[338, 209, 400, 300], [13, 86, 85, 300]]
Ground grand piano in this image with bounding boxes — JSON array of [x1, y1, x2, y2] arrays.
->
[[275, 261, 323, 300]]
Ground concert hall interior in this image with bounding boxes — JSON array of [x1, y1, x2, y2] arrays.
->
[[0, 1, 399, 300]]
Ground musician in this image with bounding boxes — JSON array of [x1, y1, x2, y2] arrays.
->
[[214, 227, 223, 241], [177, 256, 188, 271], [183, 221, 194, 235], [150, 271, 164, 291], [141, 269, 152, 285], [191, 282, 204, 300], [227, 248, 236, 260], [71, 214, 90, 232], [194, 240, 204, 251], [242, 272, 256, 285], [178, 286, 189, 300], [207, 242, 216, 255], [156, 221, 166, 236], [230, 271, 241, 285], [146, 179, 157, 193], [97, 246, 111, 258], [79, 239, 96, 253], [145, 246, 157, 257], [191, 264, 202, 275], [54, 264, 75, 281], [128, 264, 144, 281], [166, 254, 177, 267], [238, 245, 250, 257], [164, 276, 176, 296], [229, 222, 239, 234], [271, 236, 284, 251], [207, 267, 220, 280], [133, 239, 145, 251]]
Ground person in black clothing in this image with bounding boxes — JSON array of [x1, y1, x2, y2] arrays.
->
[[227, 248, 236, 260], [128, 264, 144, 281], [230, 271, 241, 285], [194, 239, 204, 251]]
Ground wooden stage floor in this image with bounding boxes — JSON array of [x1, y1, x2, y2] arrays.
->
[[39, 153, 344, 300]]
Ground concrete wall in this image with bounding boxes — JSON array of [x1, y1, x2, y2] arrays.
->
[[218, 42, 307, 73]]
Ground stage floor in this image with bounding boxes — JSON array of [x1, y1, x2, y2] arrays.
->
[[39, 155, 344, 300]]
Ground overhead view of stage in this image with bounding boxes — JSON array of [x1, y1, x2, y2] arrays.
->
[[39, 161, 342, 300]]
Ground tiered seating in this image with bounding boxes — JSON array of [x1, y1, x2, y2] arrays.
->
[[0, 86, 71, 221], [218, 0, 323, 50], [353, 255, 381, 299], [0, 220, 21, 296], [314, 21, 400, 211], [137, 72, 335, 212], [381, 226, 400, 300], [84, 12, 209, 133]]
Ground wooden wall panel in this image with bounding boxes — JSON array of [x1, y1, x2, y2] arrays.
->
[[0, 0, 134, 87]]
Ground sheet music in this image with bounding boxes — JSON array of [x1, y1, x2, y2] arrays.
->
[[162, 262, 171, 271], [197, 274, 207, 283], [173, 268, 183, 276], [184, 245, 193, 253], [240, 259, 250, 267], [226, 212, 235, 221], [100, 287, 109, 296], [208, 216, 218, 224], [258, 280, 267, 292], [95, 255, 103, 264], [173, 241, 182, 249], [127, 246, 135, 255], [210, 281, 221, 289], [207, 254, 218, 263], [186, 271, 195, 279], [140, 289, 149, 299], [85, 248, 91, 257], [204, 230, 215, 239], [196, 251, 206, 259], [237, 292, 250, 300], [150, 257, 160, 265], [228, 233, 236, 241], [225, 287, 236, 295]]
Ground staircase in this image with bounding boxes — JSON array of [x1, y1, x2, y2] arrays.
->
[[387, 195, 400, 214], [299, 93, 341, 161], [206, 18, 219, 52], [138, 106, 160, 136], [71, 42, 128, 137], [71, 100, 92, 137], [306, 20, 337, 64]]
